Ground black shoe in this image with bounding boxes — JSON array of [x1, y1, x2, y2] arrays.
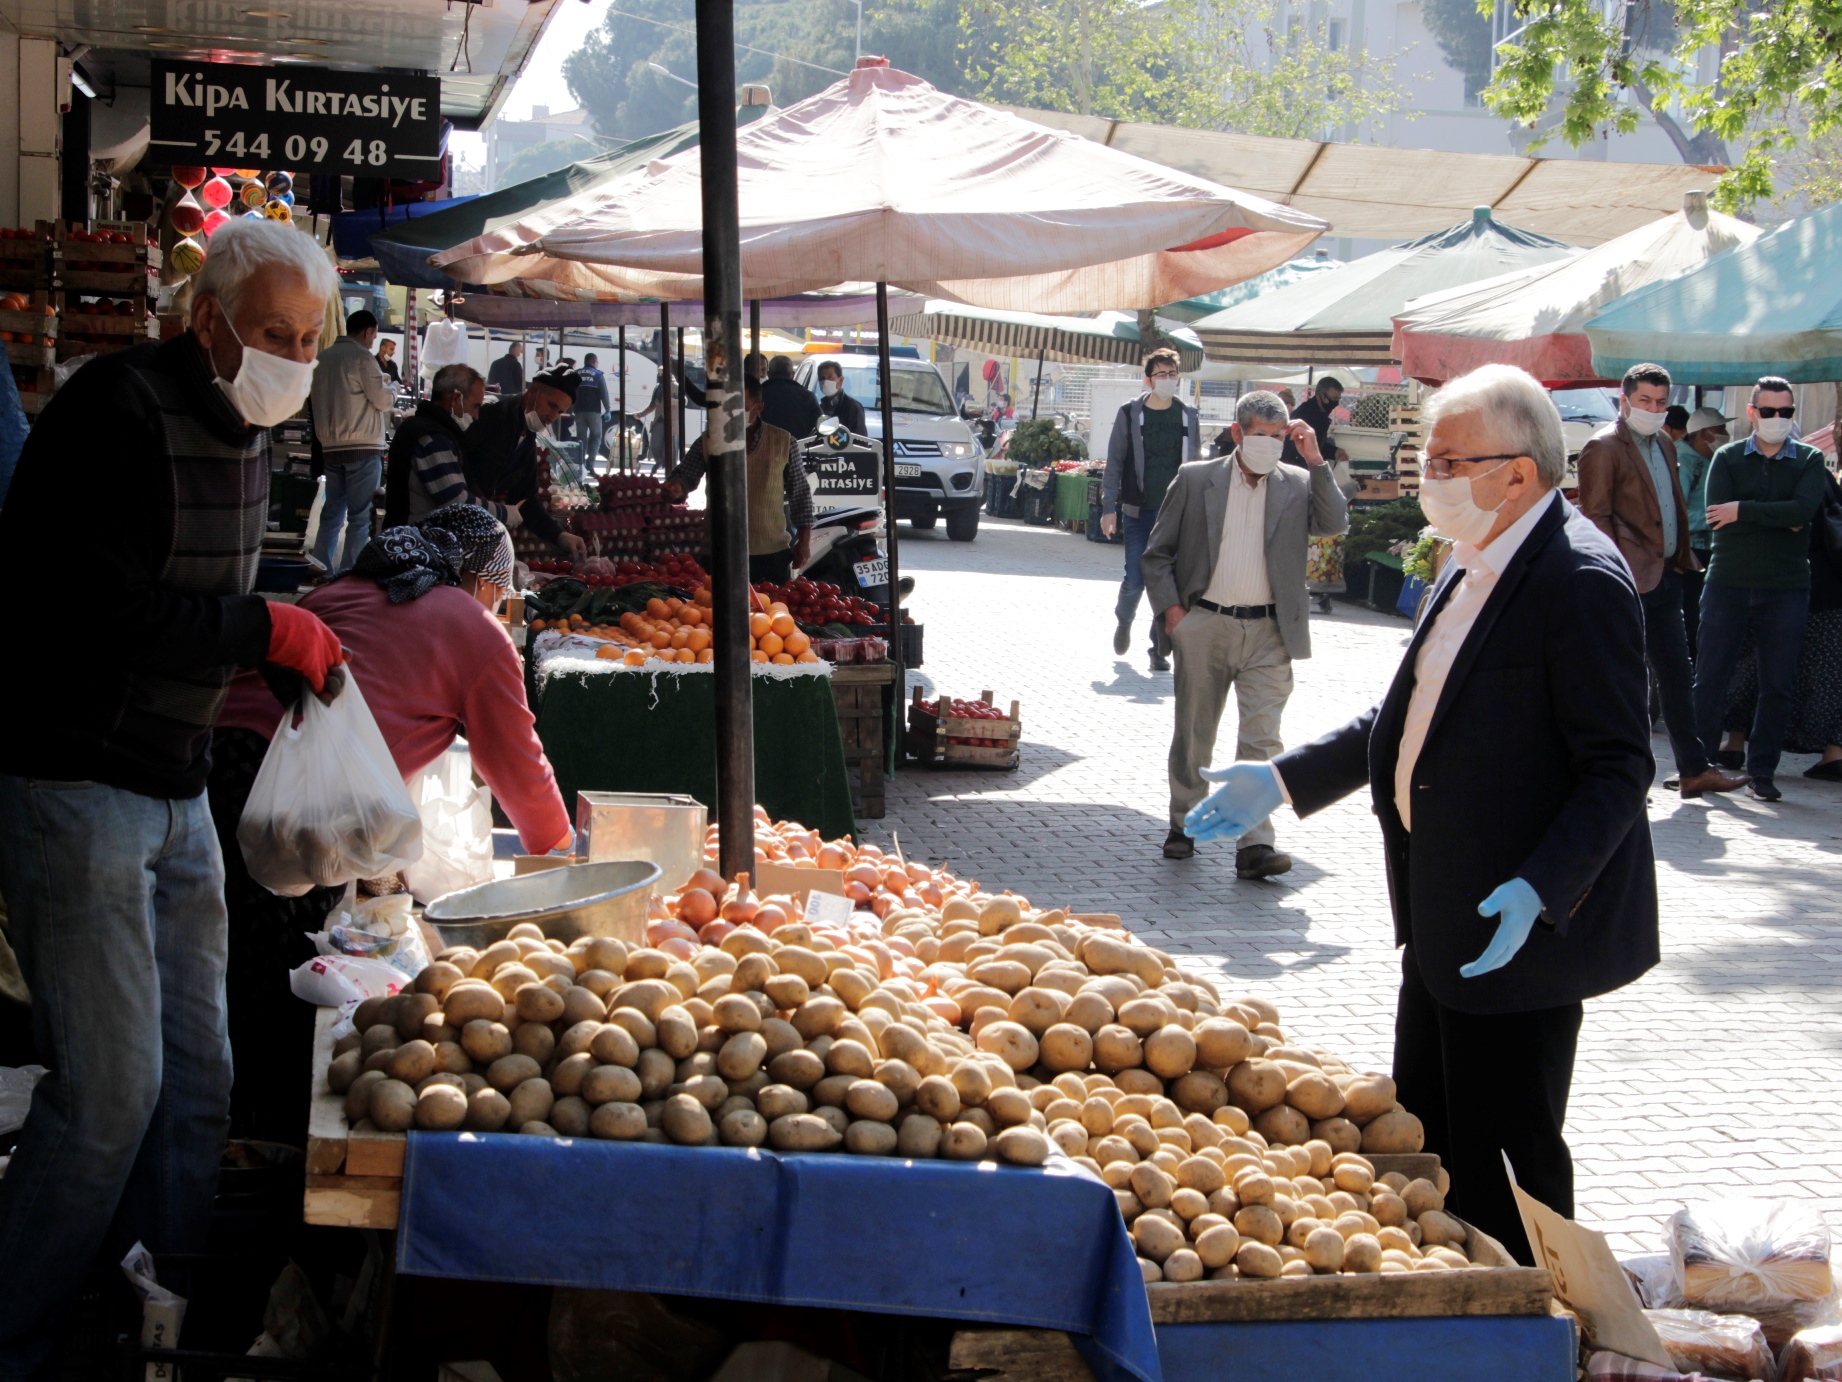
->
[[1162, 828, 1194, 859], [1715, 749, 1746, 770], [1149, 648, 1170, 672], [1804, 760, 1842, 781], [1748, 778, 1782, 801], [1236, 844, 1293, 879], [1113, 620, 1132, 656], [1662, 775, 1680, 790]]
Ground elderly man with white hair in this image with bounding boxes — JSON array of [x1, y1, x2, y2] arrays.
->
[[0, 219, 347, 1369], [1184, 364, 1658, 1263]]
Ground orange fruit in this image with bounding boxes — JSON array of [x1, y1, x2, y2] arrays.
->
[[671, 627, 692, 649], [768, 601, 790, 618], [796, 650, 820, 663], [530, 619, 546, 631], [784, 631, 810, 655], [646, 597, 669, 619], [622, 649, 647, 665], [758, 631, 784, 656], [666, 598, 683, 614], [696, 588, 712, 606], [687, 628, 711, 652], [770, 612, 796, 638], [649, 628, 674, 649], [676, 648, 695, 663], [750, 649, 768, 663], [697, 649, 714, 664], [771, 653, 794, 665], [595, 644, 622, 660], [681, 605, 703, 626], [749, 612, 771, 639]]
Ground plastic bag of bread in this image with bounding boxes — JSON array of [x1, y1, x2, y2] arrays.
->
[[1624, 1254, 1688, 1309], [1669, 1201, 1834, 1312], [1643, 1309, 1774, 1382], [1782, 1324, 1842, 1382]]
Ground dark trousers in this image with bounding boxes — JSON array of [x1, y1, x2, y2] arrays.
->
[[1694, 583, 1809, 780], [749, 549, 793, 585], [1682, 551, 1708, 658], [1113, 506, 1161, 653], [1393, 949, 1582, 1266], [1642, 571, 1709, 776], [575, 409, 605, 464]]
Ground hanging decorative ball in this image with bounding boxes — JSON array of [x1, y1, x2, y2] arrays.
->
[[265, 171, 294, 196], [173, 166, 207, 189], [242, 209, 266, 220], [277, 191, 295, 207], [262, 199, 293, 222], [170, 200, 206, 236], [199, 177, 234, 210], [168, 237, 207, 277], [202, 209, 232, 236], [240, 180, 269, 209]]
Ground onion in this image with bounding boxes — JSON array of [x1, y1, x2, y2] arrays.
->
[[686, 867, 727, 897], [696, 919, 735, 945], [677, 888, 719, 927], [753, 903, 788, 933], [720, 871, 759, 924], [816, 843, 851, 870]]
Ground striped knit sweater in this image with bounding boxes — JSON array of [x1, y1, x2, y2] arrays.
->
[[0, 333, 274, 798]]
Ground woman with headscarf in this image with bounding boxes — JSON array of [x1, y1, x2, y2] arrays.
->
[[210, 504, 571, 1143]]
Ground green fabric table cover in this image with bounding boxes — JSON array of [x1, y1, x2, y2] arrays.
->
[[535, 668, 859, 841], [1055, 469, 1095, 522]]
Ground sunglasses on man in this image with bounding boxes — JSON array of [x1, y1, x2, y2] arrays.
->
[[1755, 406, 1796, 419]]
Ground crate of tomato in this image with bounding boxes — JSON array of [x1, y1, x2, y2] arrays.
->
[[906, 688, 1020, 769]]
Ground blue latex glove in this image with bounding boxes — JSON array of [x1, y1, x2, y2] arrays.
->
[[1183, 763, 1283, 843], [1459, 878, 1543, 978]]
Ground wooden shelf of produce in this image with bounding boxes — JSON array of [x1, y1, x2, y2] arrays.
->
[[305, 1006, 404, 1229], [1390, 399, 1425, 496], [53, 223, 159, 296], [906, 688, 1022, 770], [1, 289, 56, 415], [830, 661, 894, 819], [52, 303, 154, 360]]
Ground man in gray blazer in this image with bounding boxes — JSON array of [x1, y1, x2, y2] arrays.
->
[[1143, 389, 1349, 876]]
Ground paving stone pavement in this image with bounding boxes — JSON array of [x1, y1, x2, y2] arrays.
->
[[863, 514, 1842, 1256]]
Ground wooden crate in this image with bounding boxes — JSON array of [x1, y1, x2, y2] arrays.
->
[[906, 688, 1021, 769], [304, 1006, 403, 1229], [0, 229, 54, 291], [831, 662, 893, 820], [1356, 474, 1401, 501]]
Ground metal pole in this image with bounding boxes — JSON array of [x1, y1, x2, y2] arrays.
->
[[875, 282, 905, 749], [749, 298, 760, 365], [698, 0, 754, 877], [660, 303, 675, 473], [677, 325, 688, 457], [1031, 348, 1046, 421], [618, 325, 628, 472]]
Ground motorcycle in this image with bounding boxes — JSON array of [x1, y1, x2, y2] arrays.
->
[[794, 418, 914, 610]]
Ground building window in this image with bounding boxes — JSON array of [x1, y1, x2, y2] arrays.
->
[[1328, 18, 1344, 50]]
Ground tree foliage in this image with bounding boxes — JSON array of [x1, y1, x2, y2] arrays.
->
[[500, 136, 606, 187], [1480, 0, 1842, 207], [1418, 0, 1493, 102]]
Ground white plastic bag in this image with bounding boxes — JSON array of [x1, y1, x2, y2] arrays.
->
[[236, 672, 422, 896], [401, 739, 494, 904], [288, 951, 406, 1031], [1670, 1200, 1835, 1311]]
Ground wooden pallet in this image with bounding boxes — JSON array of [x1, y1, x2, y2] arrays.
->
[[305, 1007, 404, 1229], [831, 662, 893, 820], [906, 688, 1021, 769]]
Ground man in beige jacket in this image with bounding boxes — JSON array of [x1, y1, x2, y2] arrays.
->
[[309, 309, 395, 573]]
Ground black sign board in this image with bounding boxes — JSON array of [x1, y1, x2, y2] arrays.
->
[[809, 449, 883, 502], [149, 61, 442, 179]]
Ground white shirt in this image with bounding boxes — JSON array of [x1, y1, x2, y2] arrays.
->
[[1391, 489, 1559, 830], [1200, 458, 1273, 607]]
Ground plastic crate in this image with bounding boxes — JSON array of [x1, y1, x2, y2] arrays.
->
[[1017, 470, 1057, 526], [985, 471, 1017, 518]]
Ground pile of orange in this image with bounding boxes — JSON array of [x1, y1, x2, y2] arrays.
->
[[747, 604, 816, 665], [531, 586, 822, 669]]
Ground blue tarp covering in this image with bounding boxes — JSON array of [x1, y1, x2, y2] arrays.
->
[[398, 1133, 1161, 1382], [1158, 1316, 1575, 1382], [331, 196, 477, 265]]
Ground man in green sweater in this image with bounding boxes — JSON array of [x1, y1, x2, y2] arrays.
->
[[1692, 376, 1830, 800]]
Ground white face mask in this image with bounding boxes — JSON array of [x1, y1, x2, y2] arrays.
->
[[820, 378, 840, 397], [1150, 377, 1180, 400], [454, 409, 474, 433], [1754, 415, 1795, 444], [524, 407, 545, 434], [213, 314, 315, 428], [1419, 462, 1509, 547], [1238, 434, 1283, 474], [1625, 405, 1668, 438]]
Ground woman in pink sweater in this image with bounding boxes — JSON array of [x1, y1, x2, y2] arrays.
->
[[210, 504, 569, 1142]]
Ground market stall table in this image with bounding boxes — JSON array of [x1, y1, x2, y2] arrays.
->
[[1056, 469, 1097, 527]]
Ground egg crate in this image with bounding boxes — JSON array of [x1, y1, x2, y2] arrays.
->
[[905, 687, 1021, 769]]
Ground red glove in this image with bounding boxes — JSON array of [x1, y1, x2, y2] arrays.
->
[[265, 602, 345, 692]]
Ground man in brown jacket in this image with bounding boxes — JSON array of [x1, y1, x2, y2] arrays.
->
[[1577, 363, 1747, 799]]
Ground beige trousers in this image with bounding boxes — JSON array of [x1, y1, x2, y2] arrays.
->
[[1167, 609, 1293, 845]]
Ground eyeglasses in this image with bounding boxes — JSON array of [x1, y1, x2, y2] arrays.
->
[[1755, 406, 1796, 419], [1423, 453, 1523, 480]]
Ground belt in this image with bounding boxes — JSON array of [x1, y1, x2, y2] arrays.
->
[[1194, 598, 1276, 619]]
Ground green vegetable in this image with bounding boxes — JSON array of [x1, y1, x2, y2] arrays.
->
[[1345, 498, 1425, 565]]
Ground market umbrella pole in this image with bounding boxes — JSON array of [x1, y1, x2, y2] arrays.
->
[[677, 326, 688, 462], [660, 303, 675, 473], [750, 298, 760, 363], [698, 0, 755, 877], [618, 326, 628, 472], [876, 282, 905, 755], [1030, 347, 1045, 420]]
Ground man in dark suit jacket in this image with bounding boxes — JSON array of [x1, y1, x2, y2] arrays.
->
[[1184, 364, 1659, 1262]]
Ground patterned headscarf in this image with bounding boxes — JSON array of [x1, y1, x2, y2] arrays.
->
[[354, 503, 514, 603]]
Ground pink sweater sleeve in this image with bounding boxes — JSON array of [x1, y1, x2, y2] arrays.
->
[[460, 627, 571, 854]]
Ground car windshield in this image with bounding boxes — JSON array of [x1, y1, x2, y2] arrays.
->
[[812, 363, 956, 415], [1551, 388, 1620, 423]]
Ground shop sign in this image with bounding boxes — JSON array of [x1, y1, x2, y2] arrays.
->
[[808, 450, 883, 502]]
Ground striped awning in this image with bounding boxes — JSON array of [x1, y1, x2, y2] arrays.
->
[[1192, 329, 1398, 367], [891, 302, 1204, 371]]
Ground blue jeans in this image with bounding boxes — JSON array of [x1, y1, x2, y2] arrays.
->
[[312, 452, 381, 573], [1113, 507, 1161, 650], [0, 777, 232, 1378], [1694, 584, 1809, 781]]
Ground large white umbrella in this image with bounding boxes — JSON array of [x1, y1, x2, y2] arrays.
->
[[431, 62, 1326, 312], [1391, 192, 1760, 387]]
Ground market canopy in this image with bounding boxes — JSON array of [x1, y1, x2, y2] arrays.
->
[[1001, 106, 1724, 247], [1584, 200, 1842, 385], [1158, 252, 1340, 323], [432, 61, 1327, 312], [889, 300, 1205, 371], [1192, 208, 1577, 367], [1392, 192, 1761, 388], [451, 286, 923, 331]]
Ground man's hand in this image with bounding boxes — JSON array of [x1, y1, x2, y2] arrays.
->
[[557, 532, 588, 561], [265, 602, 346, 694], [1164, 604, 1186, 634], [1184, 764, 1283, 844], [793, 527, 812, 571], [1459, 878, 1543, 978], [1100, 511, 1118, 538], [1707, 501, 1741, 529], [1286, 419, 1324, 466], [663, 480, 686, 502]]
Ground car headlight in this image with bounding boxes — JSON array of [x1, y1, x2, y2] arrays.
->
[[946, 442, 973, 459]]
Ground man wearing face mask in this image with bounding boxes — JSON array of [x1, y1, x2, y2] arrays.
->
[[1577, 364, 1747, 800], [461, 367, 588, 565], [386, 364, 521, 529], [815, 360, 868, 437], [1102, 350, 1203, 672], [666, 376, 812, 582], [1141, 389, 1346, 876], [0, 219, 349, 1371], [1692, 377, 1831, 801], [1182, 365, 1656, 1263], [1675, 406, 1733, 656]]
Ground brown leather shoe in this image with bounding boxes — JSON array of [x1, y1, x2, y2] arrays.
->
[[1680, 767, 1749, 798]]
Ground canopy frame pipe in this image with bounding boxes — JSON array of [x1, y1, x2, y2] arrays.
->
[[660, 304, 675, 475], [698, 0, 755, 877], [1030, 347, 1046, 421], [618, 326, 629, 472], [876, 282, 905, 746], [677, 325, 689, 469]]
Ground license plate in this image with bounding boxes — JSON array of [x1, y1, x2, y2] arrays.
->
[[893, 462, 922, 479], [854, 556, 889, 588]]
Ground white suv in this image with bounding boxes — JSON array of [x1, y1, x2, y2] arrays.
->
[[794, 352, 986, 542]]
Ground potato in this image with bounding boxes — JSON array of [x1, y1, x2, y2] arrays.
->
[[824, 1038, 876, 1079], [658, 1092, 714, 1145], [1175, 1156, 1227, 1195], [749, 1085, 803, 1121], [507, 981, 560, 1024], [680, 1074, 729, 1109], [1234, 1242, 1283, 1279], [910, 1074, 961, 1122], [1418, 1210, 1467, 1248], [1284, 1071, 1345, 1121], [412, 1083, 468, 1131], [413, 960, 464, 1001], [360, 1024, 402, 1060], [1341, 1073, 1397, 1125], [1333, 1161, 1374, 1193], [480, 1052, 537, 1092], [1304, 1117, 1358, 1155], [464, 1086, 512, 1131], [1227, 1060, 1287, 1113], [1340, 1232, 1383, 1273], [1139, 1024, 1196, 1080], [978, 896, 1023, 935], [884, 1113, 938, 1158], [1360, 1108, 1425, 1154], [837, 1118, 894, 1155], [1082, 935, 1164, 988], [1169, 1188, 1209, 1221], [1234, 1204, 1284, 1246], [1370, 1192, 1408, 1228], [369, 1079, 417, 1132], [1401, 1178, 1444, 1217], [549, 1095, 591, 1137], [1132, 1213, 1186, 1263], [588, 1101, 647, 1140], [841, 1078, 899, 1123], [326, 1049, 363, 1095], [811, 1074, 857, 1109], [1288, 1224, 1343, 1272], [609, 1008, 657, 1050], [634, 1048, 675, 1099], [973, 1021, 1038, 1071], [549, 1052, 593, 1097], [1057, 990, 1116, 1037], [773, 946, 829, 986], [765, 1049, 825, 1090], [1092, 1025, 1144, 1073], [577, 1025, 632, 1071], [769, 1112, 843, 1151], [432, 1041, 472, 1076], [551, 986, 600, 1029], [759, 1018, 804, 1063], [578, 1063, 641, 1106], [389, 992, 436, 1040], [719, 1108, 768, 1147], [940, 1121, 989, 1160], [980, 1087, 1028, 1129], [1129, 1162, 1175, 1208], [1253, 1105, 1310, 1146], [1155, 1247, 1201, 1283], [1169, 1070, 1229, 1116], [383, 1038, 435, 1085], [505, 1076, 554, 1128], [610, 978, 681, 1023], [949, 1061, 993, 1107]]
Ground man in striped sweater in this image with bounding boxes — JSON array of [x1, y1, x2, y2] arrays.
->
[[384, 363, 519, 530]]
